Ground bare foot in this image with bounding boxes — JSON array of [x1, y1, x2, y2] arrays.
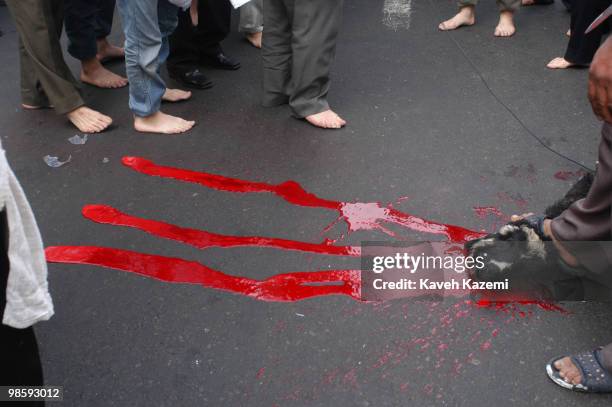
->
[[566, 28, 571, 37], [133, 111, 195, 134], [81, 58, 128, 89], [305, 110, 346, 129], [439, 6, 475, 31], [246, 32, 262, 49], [96, 38, 125, 63], [66, 106, 112, 133], [162, 89, 192, 102], [554, 357, 583, 385], [510, 213, 579, 266], [495, 11, 516, 37], [547, 57, 574, 69]]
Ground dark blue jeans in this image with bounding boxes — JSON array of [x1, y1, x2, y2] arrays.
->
[[564, 0, 611, 65], [64, 0, 116, 61]]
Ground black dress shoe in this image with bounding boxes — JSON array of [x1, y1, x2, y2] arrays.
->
[[168, 67, 213, 90], [201, 52, 241, 70]]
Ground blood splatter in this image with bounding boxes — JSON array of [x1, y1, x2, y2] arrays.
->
[[504, 163, 537, 183], [121, 157, 485, 243], [45, 246, 360, 302], [44, 158, 572, 403], [496, 192, 529, 211], [342, 368, 359, 388], [121, 156, 341, 210], [82, 204, 360, 257], [45, 158, 491, 303], [474, 297, 567, 314], [472, 206, 505, 220], [554, 170, 586, 181]]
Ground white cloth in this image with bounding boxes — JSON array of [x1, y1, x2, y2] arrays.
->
[[169, 0, 249, 12], [233, 0, 252, 8], [0, 145, 53, 329]]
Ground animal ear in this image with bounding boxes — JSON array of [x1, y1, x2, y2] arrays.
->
[[497, 224, 520, 239], [465, 234, 497, 254]]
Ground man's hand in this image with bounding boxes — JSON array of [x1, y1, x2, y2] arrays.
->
[[588, 37, 612, 122], [190, 0, 199, 26]]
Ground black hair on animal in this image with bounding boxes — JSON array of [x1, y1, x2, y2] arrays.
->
[[464, 171, 595, 291], [544, 171, 594, 218]]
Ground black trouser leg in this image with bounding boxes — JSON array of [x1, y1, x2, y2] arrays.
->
[[95, 0, 115, 40], [168, 0, 231, 70], [0, 210, 44, 406], [64, 0, 115, 61], [197, 0, 231, 56], [562, 0, 572, 12], [64, 0, 95, 61], [564, 0, 611, 65], [167, 8, 201, 69]]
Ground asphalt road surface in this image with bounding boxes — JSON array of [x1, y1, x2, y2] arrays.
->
[[1, 1, 612, 406]]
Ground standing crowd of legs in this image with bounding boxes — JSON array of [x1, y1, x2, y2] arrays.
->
[[4, 0, 347, 134]]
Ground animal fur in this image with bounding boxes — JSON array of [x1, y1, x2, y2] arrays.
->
[[544, 171, 594, 218], [465, 171, 594, 292]]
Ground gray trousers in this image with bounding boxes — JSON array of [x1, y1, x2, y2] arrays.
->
[[551, 122, 612, 372], [551, 123, 612, 273], [239, 0, 263, 34], [262, 0, 343, 118], [6, 0, 84, 115], [458, 0, 520, 11]]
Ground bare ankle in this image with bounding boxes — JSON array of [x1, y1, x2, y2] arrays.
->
[[96, 37, 110, 50], [460, 6, 475, 17], [81, 58, 101, 73]]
